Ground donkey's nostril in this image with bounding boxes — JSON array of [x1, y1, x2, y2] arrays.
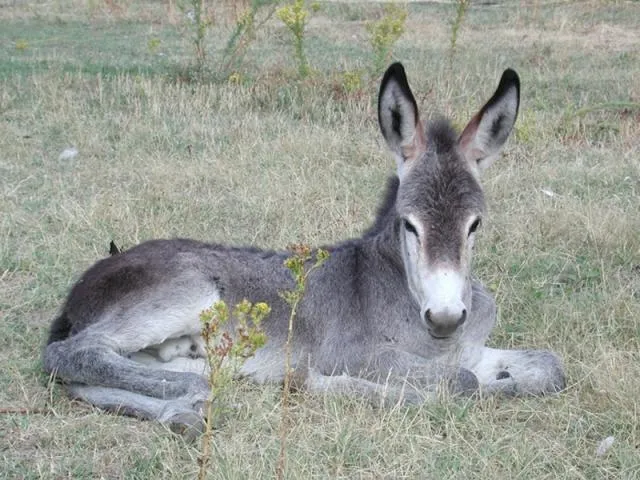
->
[[457, 309, 467, 327], [424, 309, 433, 325]]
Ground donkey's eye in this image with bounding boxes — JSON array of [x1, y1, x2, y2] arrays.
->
[[468, 218, 482, 236], [404, 220, 418, 237]]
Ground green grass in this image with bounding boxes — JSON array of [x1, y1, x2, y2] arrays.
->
[[1, 1, 639, 478]]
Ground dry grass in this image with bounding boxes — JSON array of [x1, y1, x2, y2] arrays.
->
[[1, 0, 639, 478]]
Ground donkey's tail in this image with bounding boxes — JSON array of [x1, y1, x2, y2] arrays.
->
[[47, 313, 72, 344]]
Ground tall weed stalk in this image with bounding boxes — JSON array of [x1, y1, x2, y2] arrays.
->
[[191, 0, 213, 68], [448, 0, 470, 69], [178, 0, 280, 80], [275, 245, 329, 479], [277, 0, 318, 78], [366, 4, 407, 76], [221, 0, 282, 77]]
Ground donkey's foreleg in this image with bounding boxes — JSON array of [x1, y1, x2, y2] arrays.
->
[[464, 346, 565, 396], [301, 368, 429, 406], [365, 348, 479, 396], [302, 355, 478, 407]]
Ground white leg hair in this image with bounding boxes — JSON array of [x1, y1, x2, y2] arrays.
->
[[128, 351, 209, 375]]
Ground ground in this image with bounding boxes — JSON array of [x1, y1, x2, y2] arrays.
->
[[1, 0, 639, 478]]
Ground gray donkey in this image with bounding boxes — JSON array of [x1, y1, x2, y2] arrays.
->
[[44, 63, 565, 435]]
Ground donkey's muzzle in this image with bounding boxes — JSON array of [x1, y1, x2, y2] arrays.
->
[[425, 308, 467, 338]]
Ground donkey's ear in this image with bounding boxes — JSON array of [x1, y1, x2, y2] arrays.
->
[[378, 63, 426, 174], [459, 69, 520, 173]]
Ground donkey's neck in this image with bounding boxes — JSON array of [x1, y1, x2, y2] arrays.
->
[[336, 175, 405, 271], [364, 175, 403, 266], [361, 175, 400, 239]]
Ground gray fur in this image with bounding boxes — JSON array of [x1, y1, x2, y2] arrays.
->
[[44, 64, 565, 434]]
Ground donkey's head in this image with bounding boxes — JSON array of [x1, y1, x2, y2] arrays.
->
[[378, 63, 520, 339]]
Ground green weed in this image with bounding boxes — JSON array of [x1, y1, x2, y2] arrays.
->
[[365, 4, 407, 76], [15, 39, 29, 51], [198, 299, 269, 479], [277, 0, 318, 78], [147, 37, 161, 54], [221, 0, 282, 79], [276, 244, 329, 479], [448, 0, 470, 69]]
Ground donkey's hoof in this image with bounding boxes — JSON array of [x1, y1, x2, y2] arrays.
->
[[166, 411, 206, 441], [450, 368, 479, 395]]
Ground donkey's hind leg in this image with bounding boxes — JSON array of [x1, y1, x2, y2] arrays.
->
[[44, 333, 210, 402], [44, 283, 218, 405], [67, 383, 206, 438]]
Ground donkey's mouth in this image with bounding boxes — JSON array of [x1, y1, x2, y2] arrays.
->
[[428, 331, 452, 340]]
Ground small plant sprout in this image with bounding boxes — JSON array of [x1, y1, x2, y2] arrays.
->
[[341, 70, 365, 95], [197, 299, 269, 480], [147, 38, 161, 54], [448, 0, 471, 69], [276, 244, 329, 479], [15, 39, 29, 51], [366, 4, 407, 76], [277, 0, 317, 78]]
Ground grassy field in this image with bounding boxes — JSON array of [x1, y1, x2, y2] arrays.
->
[[1, 0, 639, 478]]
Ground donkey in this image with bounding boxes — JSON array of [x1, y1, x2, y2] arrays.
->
[[43, 63, 565, 435]]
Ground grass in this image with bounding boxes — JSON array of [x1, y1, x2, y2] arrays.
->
[[1, 0, 639, 478]]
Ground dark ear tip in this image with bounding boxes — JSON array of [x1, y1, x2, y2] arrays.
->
[[500, 68, 520, 91], [381, 62, 406, 83], [378, 62, 417, 114]]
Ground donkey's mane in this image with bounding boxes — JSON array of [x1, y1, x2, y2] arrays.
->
[[427, 119, 459, 154]]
